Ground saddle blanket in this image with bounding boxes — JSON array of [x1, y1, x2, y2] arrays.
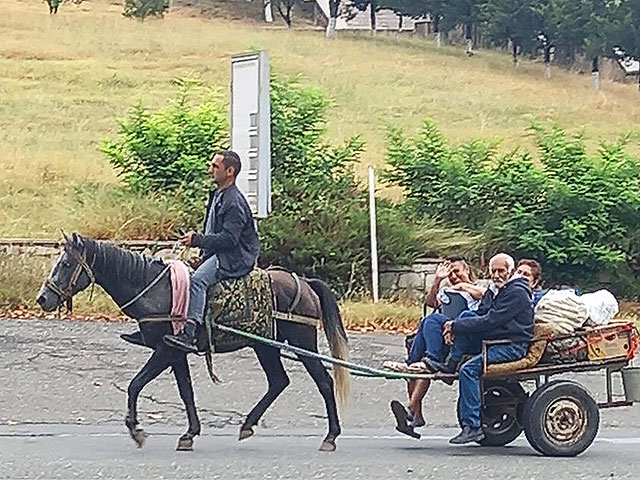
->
[[166, 260, 190, 334], [204, 269, 274, 352]]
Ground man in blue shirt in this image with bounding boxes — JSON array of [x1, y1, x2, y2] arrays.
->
[[164, 150, 260, 353]]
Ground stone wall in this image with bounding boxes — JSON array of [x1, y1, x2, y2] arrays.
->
[[379, 257, 441, 300]]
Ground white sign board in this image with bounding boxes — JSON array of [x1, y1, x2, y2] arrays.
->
[[231, 51, 271, 218]]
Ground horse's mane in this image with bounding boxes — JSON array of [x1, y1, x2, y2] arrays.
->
[[84, 237, 166, 287]]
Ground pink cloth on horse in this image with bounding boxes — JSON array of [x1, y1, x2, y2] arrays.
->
[[166, 260, 190, 334]]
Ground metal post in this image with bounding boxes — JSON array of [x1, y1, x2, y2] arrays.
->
[[368, 166, 379, 303]]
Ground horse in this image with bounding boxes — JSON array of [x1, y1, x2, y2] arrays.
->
[[36, 233, 350, 452]]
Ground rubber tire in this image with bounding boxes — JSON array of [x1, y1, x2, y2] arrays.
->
[[478, 381, 527, 446], [523, 380, 599, 457], [456, 380, 527, 447]]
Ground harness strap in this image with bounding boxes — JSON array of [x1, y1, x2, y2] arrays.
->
[[272, 310, 322, 329], [288, 272, 302, 313]]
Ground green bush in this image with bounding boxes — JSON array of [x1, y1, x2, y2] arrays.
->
[[385, 119, 640, 295], [100, 76, 476, 294], [100, 80, 227, 225], [123, 0, 170, 19]]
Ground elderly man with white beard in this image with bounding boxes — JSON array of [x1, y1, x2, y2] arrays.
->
[[425, 253, 535, 445]]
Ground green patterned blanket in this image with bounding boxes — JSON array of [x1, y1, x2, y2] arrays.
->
[[204, 269, 274, 353]]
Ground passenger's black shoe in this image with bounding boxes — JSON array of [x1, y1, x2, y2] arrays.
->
[[120, 331, 146, 347], [163, 320, 198, 353], [449, 425, 485, 444], [423, 357, 455, 374], [390, 400, 421, 439]]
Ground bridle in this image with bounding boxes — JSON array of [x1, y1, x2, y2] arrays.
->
[[45, 247, 96, 312], [45, 239, 182, 315]]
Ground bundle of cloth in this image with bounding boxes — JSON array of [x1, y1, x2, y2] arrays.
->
[[535, 288, 619, 334]]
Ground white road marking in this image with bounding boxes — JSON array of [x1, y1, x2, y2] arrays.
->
[[2, 431, 640, 444]]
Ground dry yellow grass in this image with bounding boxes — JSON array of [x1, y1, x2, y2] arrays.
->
[[2, 0, 640, 239]]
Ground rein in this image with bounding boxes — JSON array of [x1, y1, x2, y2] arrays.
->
[[47, 241, 174, 314], [119, 265, 171, 312]]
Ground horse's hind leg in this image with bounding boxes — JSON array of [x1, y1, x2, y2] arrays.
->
[[239, 344, 290, 441], [298, 355, 341, 451], [125, 347, 171, 447], [172, 353, 200, 451]]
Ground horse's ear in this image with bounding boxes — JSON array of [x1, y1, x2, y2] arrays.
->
[[61, 230, 70, 247], [71, 232, 84, 250]]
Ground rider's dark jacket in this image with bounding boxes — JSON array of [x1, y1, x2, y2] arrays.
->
[[191, 185, 260, 280]]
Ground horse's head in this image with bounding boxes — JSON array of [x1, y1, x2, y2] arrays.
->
[[36, 232, 95, 312]]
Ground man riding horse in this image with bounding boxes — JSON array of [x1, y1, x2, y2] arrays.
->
[[122, 149, 260, 353]]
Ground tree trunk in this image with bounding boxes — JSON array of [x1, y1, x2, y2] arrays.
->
[[544, 45, 551, 79], [592, 56, 599, 91], [370, 0, 376, 37], [464, 24, 473, 56], [277, 3, 292, 28], [326, 0, 339, 38], [263, 0, 273, 23]]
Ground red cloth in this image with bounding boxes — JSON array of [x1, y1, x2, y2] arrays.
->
[[166, 260, 190, 334]]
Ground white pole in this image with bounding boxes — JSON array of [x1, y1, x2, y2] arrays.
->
[[368, 166, 379, 303]]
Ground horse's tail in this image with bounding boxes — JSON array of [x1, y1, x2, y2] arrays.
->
[[306, 278, 351, 410]]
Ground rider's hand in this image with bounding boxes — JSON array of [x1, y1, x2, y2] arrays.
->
[[435, 261, 451, 281], [179, 231, 195, 248], [187, 257, 202, 270]]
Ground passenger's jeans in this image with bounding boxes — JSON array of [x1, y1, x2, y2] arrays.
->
[[407, 310, 477, 365], [458, 341, 529, 428], [407, 313, 449, 364], [186, 255, 219, 325]]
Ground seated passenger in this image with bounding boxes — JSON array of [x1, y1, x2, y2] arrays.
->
[[388, 255, 486, 436], [515, 258, 545, 306], [437, 253, 534, 444]]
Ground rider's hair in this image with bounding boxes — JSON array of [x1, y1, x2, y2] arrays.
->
[[216, 150, 242, 177]]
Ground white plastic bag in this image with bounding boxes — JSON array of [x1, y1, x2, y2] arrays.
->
[[534, 289, 589, 334], [579, 289, 619, 326]]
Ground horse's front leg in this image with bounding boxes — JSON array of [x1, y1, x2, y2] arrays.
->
[[125, 347, 171, 448], [171, 352, 201, 451]]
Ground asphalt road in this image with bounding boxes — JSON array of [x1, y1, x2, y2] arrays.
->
[[1, 318, 639, 479]]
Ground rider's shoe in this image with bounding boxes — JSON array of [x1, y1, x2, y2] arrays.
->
[[449, 425, 485, 444], [120, 331, 146, 347], [163, 320, 198, 353]]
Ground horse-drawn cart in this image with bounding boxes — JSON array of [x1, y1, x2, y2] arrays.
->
[[452, 321, 640, 456]]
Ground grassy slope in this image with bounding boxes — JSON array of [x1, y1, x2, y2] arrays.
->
[[2, 0, 640, 238]]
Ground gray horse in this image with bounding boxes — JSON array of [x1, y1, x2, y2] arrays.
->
[[37, 233, 350, 452]]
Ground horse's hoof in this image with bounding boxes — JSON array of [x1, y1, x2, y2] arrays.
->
[[177, 436, 194, 451], [238, 428, 254, 441], [319, 440, 336, 452], [132, 429, 147, 448]]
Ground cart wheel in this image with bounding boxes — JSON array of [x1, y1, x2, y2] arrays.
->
[[456, 381, 527, 446], [523, 380, 599, 457], [479, 381, 527, 446]]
